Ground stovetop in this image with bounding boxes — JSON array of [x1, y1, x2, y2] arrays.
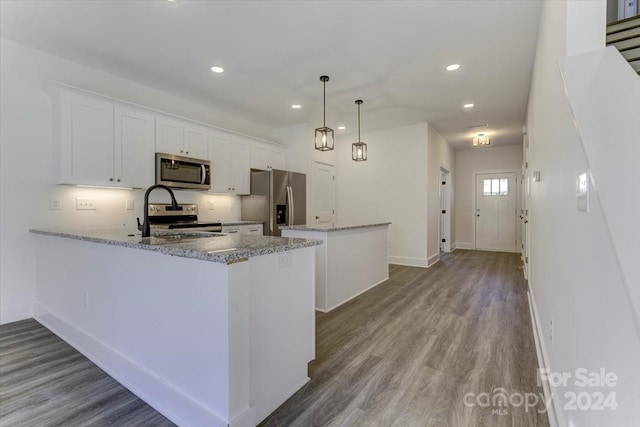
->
[[147, 203, 221, 229]]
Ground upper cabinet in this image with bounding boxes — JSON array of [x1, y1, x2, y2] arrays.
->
[[50, 84, 283, 192], [114, 107, 155, 188], [52, 88, 154, 189], [250, 142, 286, 170], [209, 134, 250, 195], [156, 117, 209, 160]]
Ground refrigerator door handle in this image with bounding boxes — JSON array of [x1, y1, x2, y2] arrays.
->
[[290, 186, 295, 225], [286, 186, 292, 226]]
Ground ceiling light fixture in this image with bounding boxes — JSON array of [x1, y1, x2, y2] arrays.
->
[[210, 66, 224, 73], [446, 64, 461, 71], [315, 75, 334, 151], [463, 103, 474, 108], [291, 104, 302, 109], [352, 100, 367, 162], [472, 133, 491, 147]]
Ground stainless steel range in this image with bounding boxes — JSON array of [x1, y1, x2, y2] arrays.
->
[[141, 203, 222, 233]]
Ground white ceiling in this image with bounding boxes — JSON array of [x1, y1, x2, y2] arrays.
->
[[0, 0, 542, 150]]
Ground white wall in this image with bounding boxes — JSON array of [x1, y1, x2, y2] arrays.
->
[[335, 123, 429, 267], [526, 1, 640, 425], [454, 145, 523, 249], [0, 39, 273, 324], [274, 123, 336, 226], [426, 125, 455, 263]]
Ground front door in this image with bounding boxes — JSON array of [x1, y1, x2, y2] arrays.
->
[[313, 162, 335, 225], [475, 172, 517, 252]]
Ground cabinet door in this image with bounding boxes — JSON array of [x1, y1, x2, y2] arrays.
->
[[250, 143, 269, 170], [58, 92, 114, 185], [209, 136, 232, 193], [231, 140, 251, 195], [115, 107, 155, 189], [184, 125, 208, 160], [155, 117, 184, 156], [268, 146, 286, 170]]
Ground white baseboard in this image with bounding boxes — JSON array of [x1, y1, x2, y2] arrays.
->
[[388, 256, 428, 268], [0, 303, 34, 325], [34, 302, 230, 427], [325, 277, 389, 312], [427, 253, 440, 267], [230, 406, 256, 427], [455, 242, 474, 250], [450, 243, 457, 251], [526, 287, 561, 427]]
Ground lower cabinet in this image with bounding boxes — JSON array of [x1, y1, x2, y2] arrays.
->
[[221, 224, 264, 235]]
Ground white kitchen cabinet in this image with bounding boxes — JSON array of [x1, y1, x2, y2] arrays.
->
[[156, 117, 209, 160], [209, 135, 250, 195], [250, 142, 286, 170], [52, 88, 154, 188], [114, 107, 155, 188], [221, 224, 263, 235]]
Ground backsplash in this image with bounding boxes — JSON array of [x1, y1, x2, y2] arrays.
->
[[36, 185, 242, 229]]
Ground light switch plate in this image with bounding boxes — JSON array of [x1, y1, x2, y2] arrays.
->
[[126, 199, 134, 210], [576, 172, 589, 212], [278, 252, 292, 269], [49, 198, 61, 210], [209, 201, 215, 210]]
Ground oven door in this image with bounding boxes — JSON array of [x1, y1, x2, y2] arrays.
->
[[156, 153, 211, 190]]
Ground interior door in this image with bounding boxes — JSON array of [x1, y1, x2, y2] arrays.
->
[[313, 162, 335, 225], [475, 172, 517, 252]]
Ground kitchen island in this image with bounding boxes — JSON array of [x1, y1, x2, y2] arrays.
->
[[281, 223, 390, 312], [30, 227, 322, 427]]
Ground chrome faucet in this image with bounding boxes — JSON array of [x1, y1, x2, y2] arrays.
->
[[139, 184, 180, 237]]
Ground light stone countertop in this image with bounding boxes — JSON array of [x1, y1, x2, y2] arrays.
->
[[280, 222, 391, 232], [30, 227, 321, 264]]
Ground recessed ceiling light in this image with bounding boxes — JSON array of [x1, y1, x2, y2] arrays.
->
[[291, 104, 302, 109], [337, 125, 346, 130], [210, 66, 224, 73], [446, 64, 460, 71], [463, 103, 474, 108]]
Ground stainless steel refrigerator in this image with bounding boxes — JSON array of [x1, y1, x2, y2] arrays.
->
[[241, 169, 306, 236]]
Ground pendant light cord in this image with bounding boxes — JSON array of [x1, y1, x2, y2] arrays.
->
[[357, 102, 361, 142], [323, 80, 326, 127]]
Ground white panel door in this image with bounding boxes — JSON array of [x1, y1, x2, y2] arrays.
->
[[475, 172, 517, 252], [184, 125, 208, 160], [313, 162, 335, 225], [209, 136, 232, 193], [114, 107, 155, 189], [231, 140, 251, 195], [60, 93, 114, 186], [155, 117, 184, 156]]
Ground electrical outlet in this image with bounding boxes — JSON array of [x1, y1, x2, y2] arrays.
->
[[126, 199, 134, 210], [209, 201, 215, 210], [228, 200, 234, 210], [278, 252, 292, 269], [49, 198, 61, 210], [76, 198, 96, 210]]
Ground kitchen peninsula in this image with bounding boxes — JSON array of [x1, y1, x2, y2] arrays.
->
[[281, 223, 390, 312], [30, 227, 321, 427]]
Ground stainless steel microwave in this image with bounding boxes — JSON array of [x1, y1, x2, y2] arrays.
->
[[155, 153, 211, 190]]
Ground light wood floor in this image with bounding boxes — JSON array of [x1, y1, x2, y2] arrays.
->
[[0, 250, 547, 427], [261, 250, 548, 426]]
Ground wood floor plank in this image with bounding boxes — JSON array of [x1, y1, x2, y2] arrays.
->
[[0, 319, 175, 427], [260, 250, 549, 427]]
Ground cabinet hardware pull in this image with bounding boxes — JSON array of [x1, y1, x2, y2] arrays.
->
[[109, 178, 114, 182]]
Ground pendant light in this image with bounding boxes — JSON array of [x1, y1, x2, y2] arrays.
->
[[315, 75, 334, 151], [352, 99, 367, 161]]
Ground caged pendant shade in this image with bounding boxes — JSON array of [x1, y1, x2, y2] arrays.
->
[[315, 76, 334, 151], [352, 99, 367, 161]]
